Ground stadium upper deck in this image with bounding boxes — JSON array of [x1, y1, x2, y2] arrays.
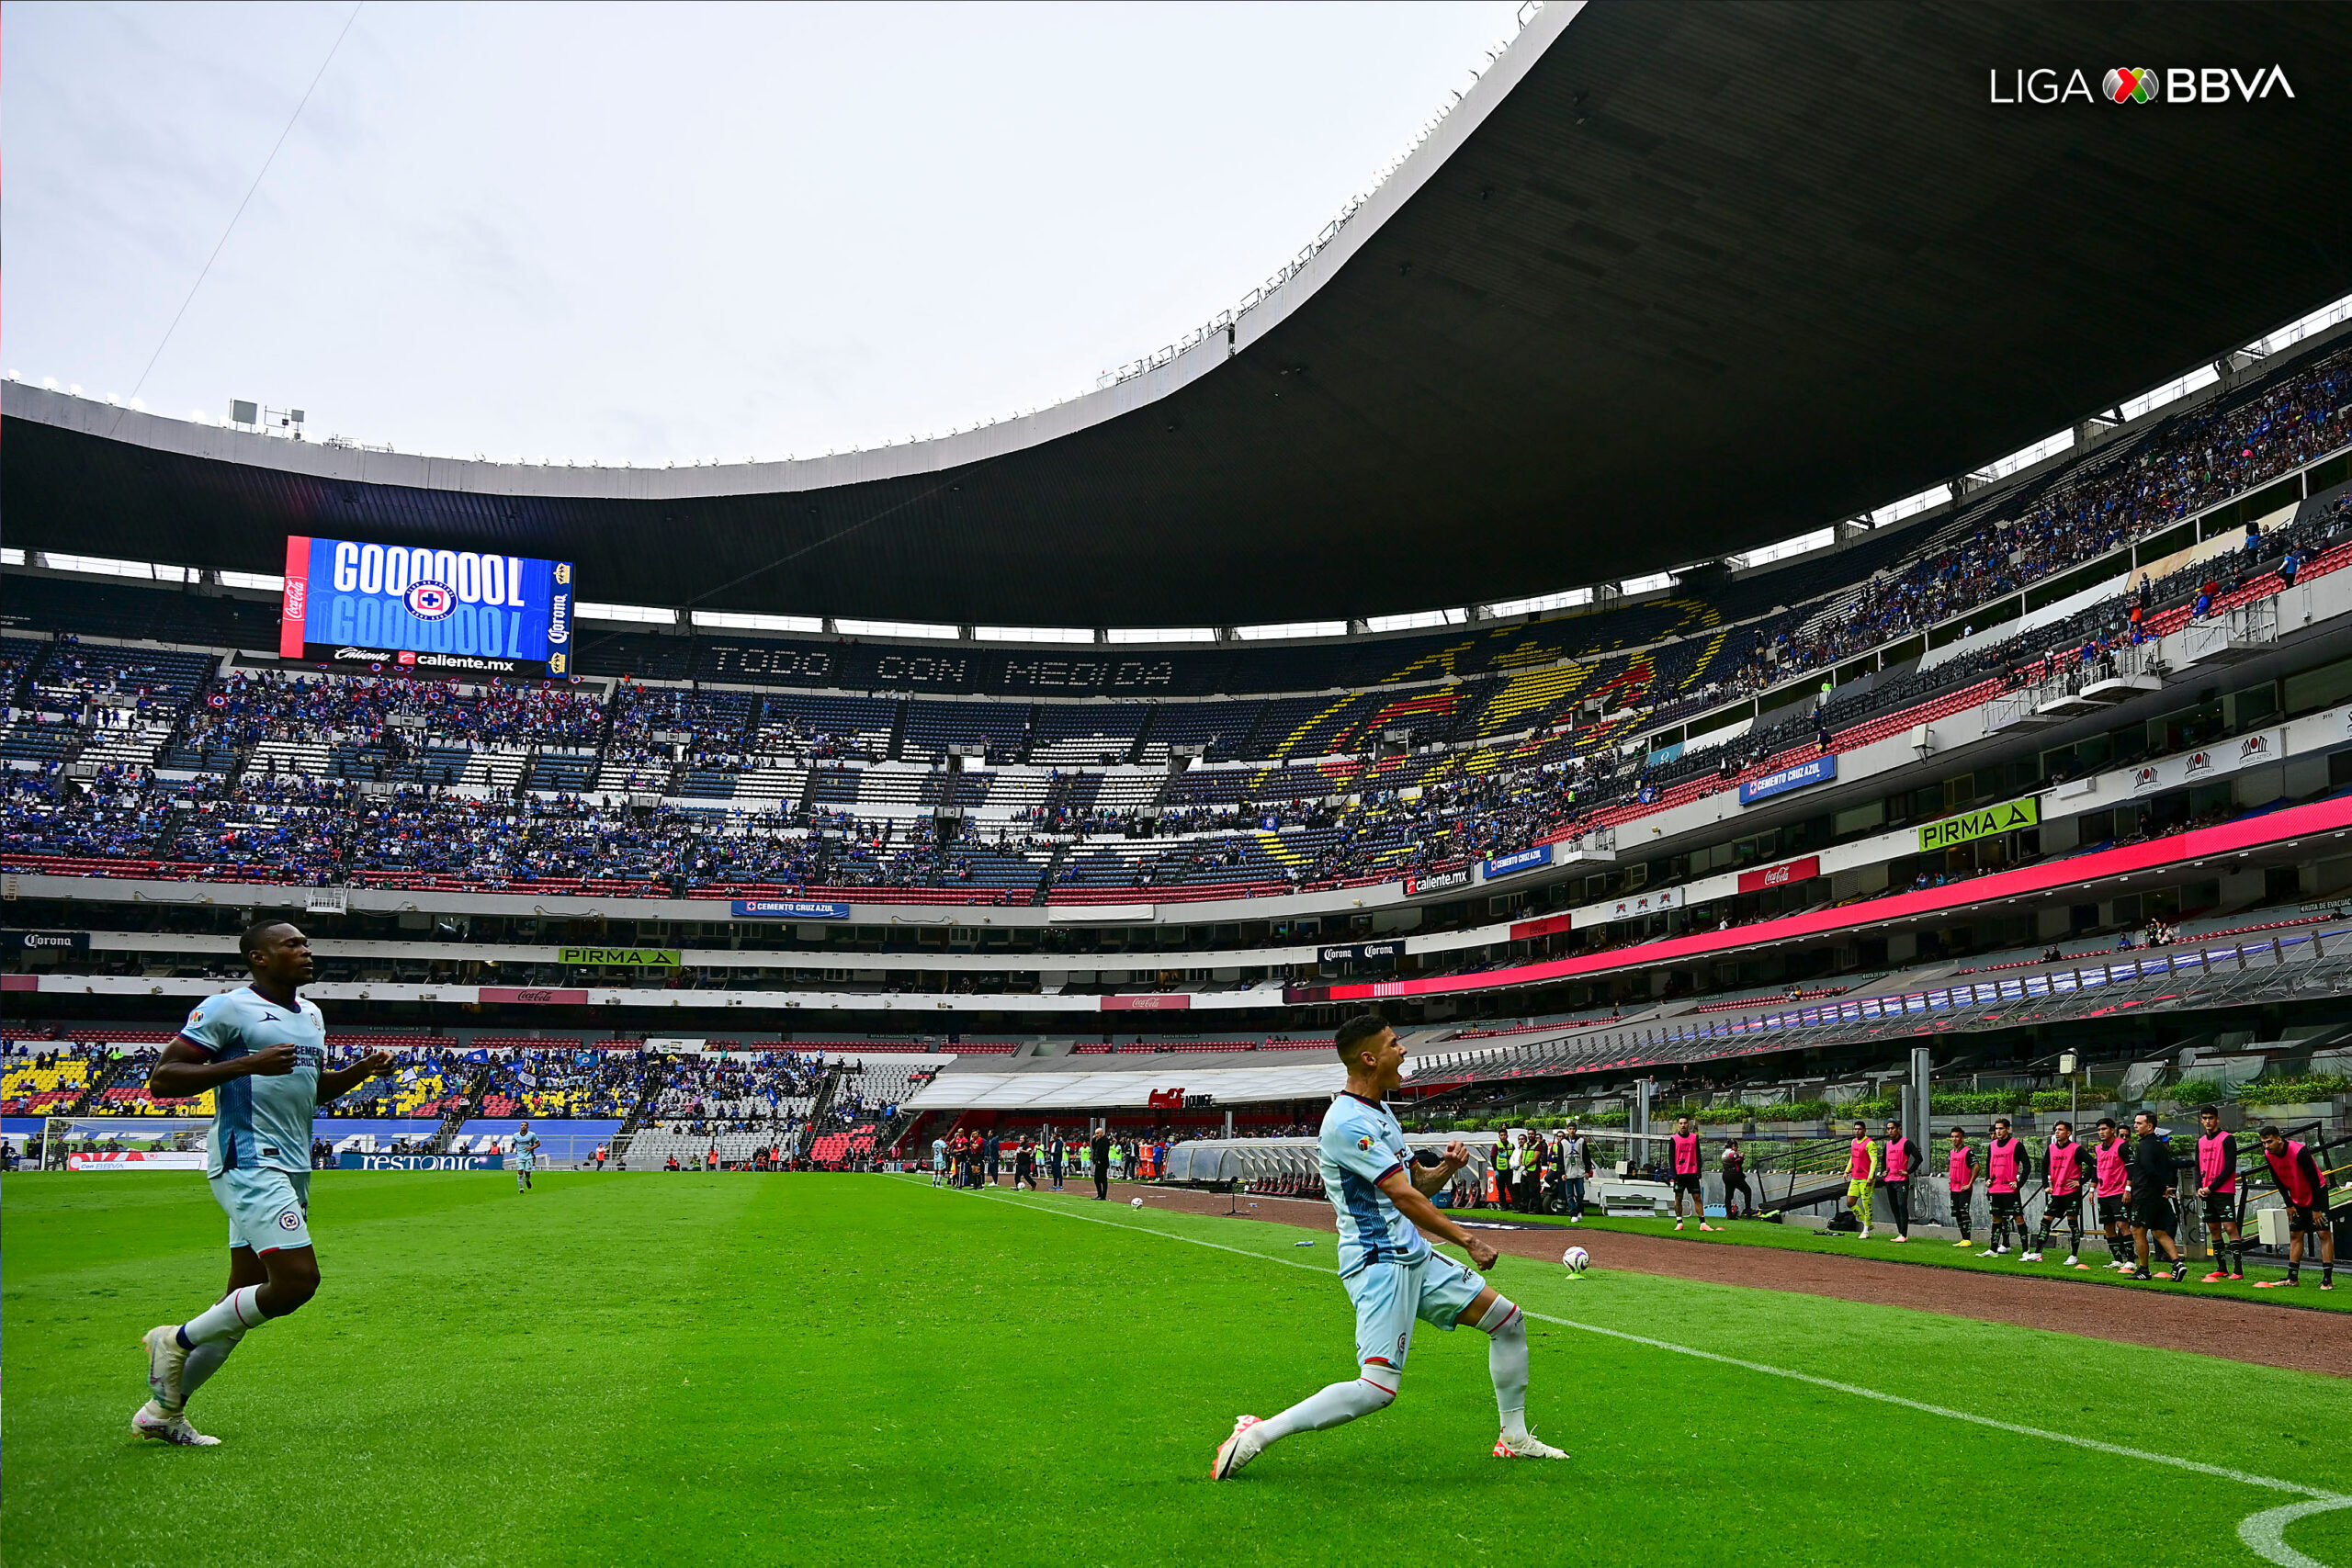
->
[[6, 3, 2351, 627], [6, 324, 2352, 925]]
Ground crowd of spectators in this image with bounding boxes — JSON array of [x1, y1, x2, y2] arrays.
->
[[1, 350, 2344, 903], [175, 669, 605, 754], [479, 1047, 645, 1119]]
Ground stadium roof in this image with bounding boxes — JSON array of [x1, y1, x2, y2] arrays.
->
[[7, 0, 2351, 629]]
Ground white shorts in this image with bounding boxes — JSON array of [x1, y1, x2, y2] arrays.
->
[[1342, 1253, 1487, 1377], [210, 1167, 312, 1254]]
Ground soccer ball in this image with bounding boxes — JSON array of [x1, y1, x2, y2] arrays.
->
[[1131, 1197, 1145, 1208], [1563, 1246, 1589, 1276]]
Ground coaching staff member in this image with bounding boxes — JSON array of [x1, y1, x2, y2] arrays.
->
[[1091, 1123, 1113, 1201], [2129, 1111, 2188, 1282]]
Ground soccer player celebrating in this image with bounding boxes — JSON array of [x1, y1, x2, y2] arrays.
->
[[2127, 1111, 2188, 1282], [2251, 1124, 2335, 1291], [2092, 1118, 2135, 1270], [1946, 1126, 1979, 1247], [1984, 1117, 2030, 1256], [1211, 1016, 1567, 1478], [514, 1122, 540, 1192], [135, 920, 394, 1445], [1668, 1115, 1715, 1231], [2028, 1121, 2088, 1266], [2192, 1105, 2245, 1281]]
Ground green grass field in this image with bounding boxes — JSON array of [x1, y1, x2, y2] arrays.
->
[[6, 1171, 2348, 1568], [1496, 1211, 2352, 1312]]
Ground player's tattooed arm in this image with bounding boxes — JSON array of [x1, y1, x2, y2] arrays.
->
[[315, 1051, 398, 1104], [148, 1037, 299, 1099]]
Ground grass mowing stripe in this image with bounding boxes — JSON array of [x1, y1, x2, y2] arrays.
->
[[922, 1179, 2347, 1510]]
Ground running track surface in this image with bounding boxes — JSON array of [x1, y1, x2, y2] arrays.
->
[[1102, 1182, 2350, 1379]]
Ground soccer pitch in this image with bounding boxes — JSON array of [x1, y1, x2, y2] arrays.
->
[[5, 1173, 2346, 1568]]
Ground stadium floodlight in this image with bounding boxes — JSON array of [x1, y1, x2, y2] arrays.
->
[[1105, 627, 1217, 644], [1365, 608, 1470, 633], [690, 610, 824, 634], [1868, 484, 1953, 528], [1484, 588, 1593, 618], [1726, 529, 1838, 570], [575, 602, 679, 626], [39, 552, 164, 581], [974, 626, 1094, 645], [1234, 620, 1347, 641], [834, 618, 957, 640], [2117, 364, 2222, 424]]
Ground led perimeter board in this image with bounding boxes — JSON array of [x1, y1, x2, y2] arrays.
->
[[278, 536, 576, 677]]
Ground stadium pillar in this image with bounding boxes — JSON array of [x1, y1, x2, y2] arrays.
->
[[1908, 1047, 1932, 1147], [1634, 1078, 1653, 1142]]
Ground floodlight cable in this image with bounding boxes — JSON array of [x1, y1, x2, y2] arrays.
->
[[110, 0, 365, 435]]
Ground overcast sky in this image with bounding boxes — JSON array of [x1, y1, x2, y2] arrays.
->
[[6, 1, 1525, 464]]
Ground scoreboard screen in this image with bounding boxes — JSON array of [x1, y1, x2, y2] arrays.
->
[[278, 536, 576, 677]]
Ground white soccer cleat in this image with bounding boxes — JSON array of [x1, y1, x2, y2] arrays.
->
[[1493, 1430, 1571, 1459], [132, 1400, 220, 1446], [141, 1325, 189, 1411], [1211, 1415, 1265, 1480]]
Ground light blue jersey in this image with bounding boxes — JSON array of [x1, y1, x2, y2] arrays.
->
[[1317, 1091, 1430, 1276], [513, 1130, 541, 1168], [178, 986, 326, 1178]]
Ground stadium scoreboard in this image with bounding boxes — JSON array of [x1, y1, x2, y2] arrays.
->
[[279, 536, 576, 677]]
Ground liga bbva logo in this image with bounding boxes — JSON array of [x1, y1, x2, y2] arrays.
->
[[1990, 65, 2294, 105]]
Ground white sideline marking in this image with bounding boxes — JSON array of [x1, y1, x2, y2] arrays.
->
[[908, 1175, 2347, 1561], [2243, 1499, 2352, 1568]]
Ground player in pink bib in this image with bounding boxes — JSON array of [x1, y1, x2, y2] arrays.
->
[[2192, 1106, 2245, 1281], [1946, 1127, 1979, 1247], [1840, 1122, 1880, 1238]]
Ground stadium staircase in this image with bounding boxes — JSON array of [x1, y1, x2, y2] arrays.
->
[[67, 1052, 142, 1116], [603, 1062, 672, 1166], [145, 803, 196, 859], [873, 1104, 922, 1160], [1125, 709, 1157, 766], [427, 1067, 492, 1154], [1029, 842, 1071, 906], [795, 1060, 845, 1160], [885, 701, 909, 762]]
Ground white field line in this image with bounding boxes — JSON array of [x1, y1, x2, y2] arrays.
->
[[901, 1175, 2347, 1565]]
